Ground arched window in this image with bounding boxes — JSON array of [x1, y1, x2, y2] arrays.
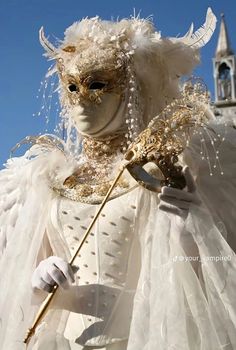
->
[[218, 62, 231, 100]]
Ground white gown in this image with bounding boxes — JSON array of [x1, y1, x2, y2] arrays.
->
[[0, 122, 236, 350], [32, 188, 141, 349]]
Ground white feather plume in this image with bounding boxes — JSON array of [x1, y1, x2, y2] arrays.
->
[[181, 8, 217, 48], [39, 27, 57, 58]]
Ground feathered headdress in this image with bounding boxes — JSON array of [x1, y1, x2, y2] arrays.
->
[[39, 9, 216, 132]]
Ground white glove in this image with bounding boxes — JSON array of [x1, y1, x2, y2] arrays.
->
[[158, 166, 201, 217], [32, 256, 76, 293]]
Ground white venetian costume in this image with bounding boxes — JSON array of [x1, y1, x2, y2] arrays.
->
[[1, 9, 236, 350]]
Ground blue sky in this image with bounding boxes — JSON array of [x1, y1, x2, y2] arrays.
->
[[0, 0, 236, 167]]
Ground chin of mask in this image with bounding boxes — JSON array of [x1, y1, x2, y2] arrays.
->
[[70, 92, 127, 138]]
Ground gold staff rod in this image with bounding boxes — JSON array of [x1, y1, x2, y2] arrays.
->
[[23, 163, 127, 346]]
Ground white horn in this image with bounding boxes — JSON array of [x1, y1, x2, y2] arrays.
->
[[163, 8, 216, 49], [39, 27, 57, 56], [183, 23, 194, 39], [180, 8, 217, 48]]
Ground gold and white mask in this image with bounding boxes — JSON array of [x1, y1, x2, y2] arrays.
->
[[39, 11, 216, 145]]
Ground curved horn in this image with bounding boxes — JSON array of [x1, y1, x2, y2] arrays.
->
[[183, 22, 194, 39], [177, 8, 217, 48], [39, 27, 57, 57], [164, 8, 216, 49]]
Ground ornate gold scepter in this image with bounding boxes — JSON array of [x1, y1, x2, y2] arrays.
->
[[23, 80, 210, 345]]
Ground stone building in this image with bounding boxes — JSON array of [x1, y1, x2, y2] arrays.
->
[[213, 14, 236, 121]]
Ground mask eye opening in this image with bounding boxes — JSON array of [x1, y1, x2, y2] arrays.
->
[[89, 81, 107, 90], [68, 84, 78, 92]]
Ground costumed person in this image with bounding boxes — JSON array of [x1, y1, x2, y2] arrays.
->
[[1, 8, 236, 350]]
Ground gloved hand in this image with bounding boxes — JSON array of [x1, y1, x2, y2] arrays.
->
[[32, 256, 76, 293], [158, 166, 201, 217]]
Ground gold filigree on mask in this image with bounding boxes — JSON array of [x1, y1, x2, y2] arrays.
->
[[57, 45, 129, 106], [62, 45, 76, 53]]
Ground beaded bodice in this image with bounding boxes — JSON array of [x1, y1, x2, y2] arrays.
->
[[48, 187, 141, 346]]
